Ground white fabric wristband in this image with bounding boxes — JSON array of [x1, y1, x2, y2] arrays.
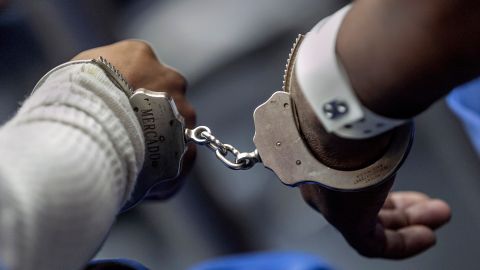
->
[[295, 4, 407, 139]]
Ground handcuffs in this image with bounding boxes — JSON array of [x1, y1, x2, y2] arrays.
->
[[124, 34, 412, 208], [33, 36, 413, 210]]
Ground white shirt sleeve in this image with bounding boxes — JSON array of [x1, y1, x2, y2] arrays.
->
[[0, 63, 145, 270]]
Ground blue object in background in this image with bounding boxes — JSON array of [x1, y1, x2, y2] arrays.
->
[[86, 252, 333, 270], [448, 78, 480, 156], [188, 252, 334, 270], [87, 259, 150, 270]]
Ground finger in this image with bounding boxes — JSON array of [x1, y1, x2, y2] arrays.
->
[[163, 65, 188, 95], [379, 208, 409, 229], [382, 225, 436, 259], [379, 199, 451, 230], [387, 191, 430, 209], [135, 66, 186, 93], [161, 68, 188, 95], [405, 199, 451, 229], [173, 98, 196, 128], [382, 196, 395, 210]]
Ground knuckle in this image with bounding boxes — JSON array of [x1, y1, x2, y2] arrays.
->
[[115, 39, 136, 48], [166, 70, 188, 92], [137, 41, 155, 54], [120, 39, 155, 56]]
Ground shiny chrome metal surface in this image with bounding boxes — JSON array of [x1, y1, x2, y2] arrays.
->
[[185, 126, 260, 170], [93, 57, 134, 97], [282, 34, 304, 93], [126, 89, 187, 209], [31, 57, 134, 98], [253, 91, 413, 190]]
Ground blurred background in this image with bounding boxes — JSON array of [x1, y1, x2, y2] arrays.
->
[[1, 0, 480, 269]]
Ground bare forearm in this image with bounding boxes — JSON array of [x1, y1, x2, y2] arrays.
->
[[295, 0, 480, 169], [339, 0, 480, 119], [294, 1, 461, 257]]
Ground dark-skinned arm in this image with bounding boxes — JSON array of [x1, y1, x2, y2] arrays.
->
[[293, 0, 480, 258]]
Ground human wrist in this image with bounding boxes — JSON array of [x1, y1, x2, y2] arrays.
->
[[292, 5, 427, 170], [291, 79, 393, 171], [290, 5, 409, 170], [300, 175, 394, 233]]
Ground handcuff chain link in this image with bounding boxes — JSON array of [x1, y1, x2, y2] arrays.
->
[[185, 126, 260, 170]]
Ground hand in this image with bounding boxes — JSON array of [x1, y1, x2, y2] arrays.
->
[[302, 184, 451, 259], [292, 58, 450, 259], [73, 40, 196, 200], [368, 191, 452, 259]]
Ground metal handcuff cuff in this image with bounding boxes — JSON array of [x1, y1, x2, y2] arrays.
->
[[36, 36, 413, 209]]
